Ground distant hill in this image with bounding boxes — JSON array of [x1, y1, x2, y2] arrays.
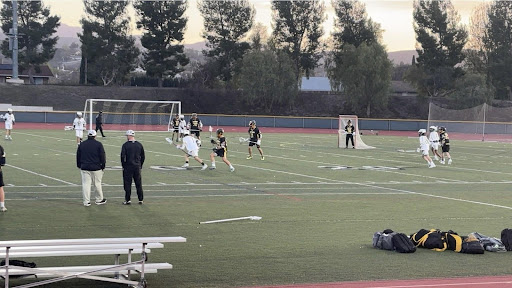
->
[[387, 50, 417, 66]]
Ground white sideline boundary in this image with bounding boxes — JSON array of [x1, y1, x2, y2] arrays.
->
[[6, 164, 77, 186]]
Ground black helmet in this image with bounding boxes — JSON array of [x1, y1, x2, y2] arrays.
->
[[216, 128, 224, 135], [439, 126, 446, 132]]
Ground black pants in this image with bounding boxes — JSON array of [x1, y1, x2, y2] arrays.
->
[[123, 166, 143, 201], [95, 124, 105, 137], [346, 134, 354, 147]]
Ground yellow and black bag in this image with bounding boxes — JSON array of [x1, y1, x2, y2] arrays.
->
[[410, 229, 447, 251], [442, 230, 464, 252]]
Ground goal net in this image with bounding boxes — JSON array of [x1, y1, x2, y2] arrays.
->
[[427, 102, 512, 141], [338, 115, 374, 149], [83, 99, 181, 132]]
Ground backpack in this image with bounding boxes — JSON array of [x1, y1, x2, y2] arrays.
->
[[501, 229, 512, 251], [0, 259, 37, 279], [373, 229, 396, 251], [461, 236, 485, 254], [410, 229, 447, 251], [470, 232, 506, 252], [392, 233, 416, 253], [442, 230, 464, 252]]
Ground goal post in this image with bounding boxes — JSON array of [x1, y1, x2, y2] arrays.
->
[[83, 99, 181, 132], [338, 115, 375, 149]]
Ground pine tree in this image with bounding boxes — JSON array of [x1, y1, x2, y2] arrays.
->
[[0, 0, 60, 83], [198, 0, 254, 84], [134, 0, 189, 88], [271, 0, 325, 79], [78, 0, 139, 85]]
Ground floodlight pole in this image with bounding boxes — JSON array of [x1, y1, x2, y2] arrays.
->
[[6, 0, 23, 84]]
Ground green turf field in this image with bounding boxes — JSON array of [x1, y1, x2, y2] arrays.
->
[[1, 129, 512, 287]]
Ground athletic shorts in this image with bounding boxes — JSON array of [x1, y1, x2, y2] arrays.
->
[[0, 170, 4, 187], [186, 149, 198, 157], [421, 149, 429, 156], [5, 123, 12, 130], [431, 143, 439, 150], [192, 130, 200, 137], [76, 130, 84, 138], [212, 148, 225, 157], [249, 140, 260, 148], [442, 145, 450, 153]]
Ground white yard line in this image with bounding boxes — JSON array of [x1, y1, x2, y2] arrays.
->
[[6, 164, 77, 186]]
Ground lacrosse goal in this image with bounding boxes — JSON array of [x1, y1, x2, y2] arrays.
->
[[83, 99, 181, 132], [338, 115, 374, 149]]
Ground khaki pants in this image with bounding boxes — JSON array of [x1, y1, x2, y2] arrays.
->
[[81, 170, 104, 204]]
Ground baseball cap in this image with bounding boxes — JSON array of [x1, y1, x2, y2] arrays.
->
[[125, 130, 135, 136], [88, 130, 97, 137]]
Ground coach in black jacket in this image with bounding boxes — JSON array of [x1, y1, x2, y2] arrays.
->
[[77, 130, 106, 206], [121, 130, 145, 205]]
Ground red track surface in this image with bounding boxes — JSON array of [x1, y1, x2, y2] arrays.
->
[[245, 276, 512, 288]]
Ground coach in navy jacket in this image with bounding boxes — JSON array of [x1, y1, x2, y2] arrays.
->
[[76, 130, 106, 206], [120, 130, 145, 205]]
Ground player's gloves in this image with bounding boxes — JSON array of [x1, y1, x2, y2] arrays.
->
[[210, 139, 216, 144], [256, 140, 261, 145]]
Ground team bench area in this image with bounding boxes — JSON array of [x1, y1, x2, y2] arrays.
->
[[0, 236, 187, 288]]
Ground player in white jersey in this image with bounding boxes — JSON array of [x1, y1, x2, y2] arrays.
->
[[419, 129, 435, 168], [172, 130, 207, 170], [428, 126, 442, 161], [178, 114, 187, 142], [73, 112, 86, 145], [3, 108, 15, 140]]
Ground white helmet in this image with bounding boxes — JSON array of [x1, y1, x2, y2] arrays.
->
[[183, 129, 190, 135], [7, 108, 12, 113], [179, 114, 184, 119], [76, 112, 82, 117], [418, 129, 426, 134], [429, 126, 437, 131]]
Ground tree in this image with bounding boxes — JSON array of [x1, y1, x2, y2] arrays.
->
[[248, 22, 269, 51], [134, 0, 189, 88], [405, 0, 467, 99], [78, 0, 139, 86], [465, 2, 490, 75], [450, 73, 494, 108], [329, 43, 391, 117], [271, 0, 325, 79], [484, 1, 512, 100], [0, 0, 60, 83], [237, 49, 297, 112], [198, 0, 254, 84]]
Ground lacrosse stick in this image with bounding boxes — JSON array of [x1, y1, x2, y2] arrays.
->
[[165, 137, 174, 145], [238, 137, 260, 145], [64, 126, 74, 131], [199, 216, 262, 224]]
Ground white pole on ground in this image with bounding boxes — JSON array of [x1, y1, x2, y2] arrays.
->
[[199, 216, 262, 224]]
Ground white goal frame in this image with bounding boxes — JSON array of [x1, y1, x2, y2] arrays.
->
[[338, 115, 375, 149], [83, 99, 181, 131]]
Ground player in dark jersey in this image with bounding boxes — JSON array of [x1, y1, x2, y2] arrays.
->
[[188, 113, 203, 139], [171, 114, 180, 142], [345, 120, 355, 148], [209, 128, 234, 172], [246, 120, 264, 160], [438, 127, 452, 165]]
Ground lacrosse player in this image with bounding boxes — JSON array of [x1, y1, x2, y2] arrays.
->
[[345, 120, 355, 148], [439, 127, 452, 165], [3, 108, 15, 140], [210, 128, 234, 172], [171, 114, 180, 142], [188, 113, 203, 139], [247, 120, 264, 160], [429, 126, 442, 161], [178, 114, 187, 142], [419, 129, 435, 168], [73, 112, 86, 145], [173, 130, 208, 170]]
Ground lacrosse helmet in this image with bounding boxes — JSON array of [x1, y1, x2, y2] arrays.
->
[[216, 128, 224, 135], [439, 126, 446, 132], [192, 113, 197, 118], [429, 126, 437, 132], [249, 120, 256, 126], [179, 114, 184, 119], [183, 129, 190, 135], [7, 108, 12, 113], [418, 129, 426, 135], [76, 111, 82, 117]]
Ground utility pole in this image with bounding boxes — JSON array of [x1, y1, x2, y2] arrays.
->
[[6, 0, 24, 84]]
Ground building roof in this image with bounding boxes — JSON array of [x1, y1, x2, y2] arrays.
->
[[300, 77, 333, 92], [0, 64, 54, 78]]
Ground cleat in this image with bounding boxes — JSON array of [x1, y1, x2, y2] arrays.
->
[[429, 163, 436, 168], [261, 156, 265, 160], [230, 166, 235, 172], [201, 164, 208, 170], [123, 200, 131, 205], [246, 156, 252, 160], [448, 159, 452, 165], [209, 166, 216, 170], [182, 163, 189, 168], [440, 160, 445, 165], [84, 202, 91, 207], [138, 201, 143, 205], [0, 207, 6, 212], [95, 199, 107, 205], [434, 156, 439, 161]]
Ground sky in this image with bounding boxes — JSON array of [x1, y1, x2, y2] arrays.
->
[[44, 0, 489, 52]]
